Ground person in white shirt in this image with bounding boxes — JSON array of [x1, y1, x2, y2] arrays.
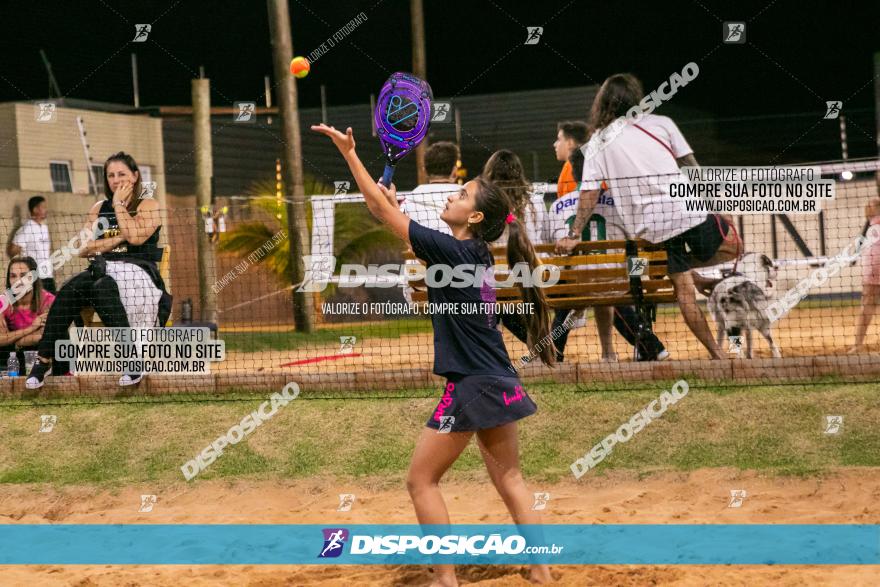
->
[[550, 143, 668, 363], [399, 142, 462, 304], [7, 196, 55, 293], [556, 73, 740, 359], [399, 141, 461, 234]]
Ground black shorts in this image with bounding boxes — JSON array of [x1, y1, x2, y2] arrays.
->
[[425, 374, 537, 432], [663, 214, 730, 274]]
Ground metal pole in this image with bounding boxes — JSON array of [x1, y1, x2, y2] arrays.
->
[[320, 84, 328, 124], [75, 116, 97, 194], [131, 53, 140, 108], [264, 75, 273, 125], [369, 94, 377, 137], [267, 0, 314, 332], [770, 215, 778, 260], [192, 78, 218, 324], [39, 49, 62, 98]]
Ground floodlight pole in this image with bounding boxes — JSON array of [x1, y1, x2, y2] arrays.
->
[[411, 0, 428, 185]]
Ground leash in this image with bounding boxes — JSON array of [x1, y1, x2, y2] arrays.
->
[[714, 213, 744, 274]]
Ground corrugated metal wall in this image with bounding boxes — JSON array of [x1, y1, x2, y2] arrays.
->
[[161, 85, 874, 198], [162, 85, 601, 197]]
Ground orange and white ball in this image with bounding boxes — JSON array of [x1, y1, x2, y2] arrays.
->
[[290, 56, 310, 79]]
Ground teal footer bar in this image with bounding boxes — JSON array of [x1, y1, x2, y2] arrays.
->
[[0, 524, 877, 565]]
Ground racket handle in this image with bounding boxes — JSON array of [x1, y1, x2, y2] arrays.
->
[[381, 164, 395, 187]]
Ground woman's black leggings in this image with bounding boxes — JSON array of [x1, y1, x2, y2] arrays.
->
[[550, 306, 666, 361], [37, 270, 130, 360]]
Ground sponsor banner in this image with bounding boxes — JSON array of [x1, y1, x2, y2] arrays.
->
[[0, 524, 877, 565]]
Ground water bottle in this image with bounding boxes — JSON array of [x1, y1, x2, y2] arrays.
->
[[7, 353, 19, 377]]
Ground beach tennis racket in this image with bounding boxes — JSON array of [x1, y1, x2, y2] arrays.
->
[[374, 72, 433, 186]]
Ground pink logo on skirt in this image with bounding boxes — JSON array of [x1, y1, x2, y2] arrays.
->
[[503, 385, 526, 406], [434, 383, 455, 422]]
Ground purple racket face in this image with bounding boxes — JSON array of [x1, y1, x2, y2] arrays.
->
[[374, 72, 433, 162]]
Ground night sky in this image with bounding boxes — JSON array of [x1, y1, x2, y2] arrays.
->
[[1, 0, 878, 125]]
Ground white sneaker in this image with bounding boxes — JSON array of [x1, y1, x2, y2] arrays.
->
[[25, 360, 51, 389], [600, 354, 618, 363], [635, 349, 671, 362], [25, 377, 45, 390], [119, 373, 144, 387]]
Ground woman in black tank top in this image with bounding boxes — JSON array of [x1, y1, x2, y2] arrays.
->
[[26, 152, 167, 389]]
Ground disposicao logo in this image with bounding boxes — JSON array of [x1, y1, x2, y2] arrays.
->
[[319, 528, 349, 558]]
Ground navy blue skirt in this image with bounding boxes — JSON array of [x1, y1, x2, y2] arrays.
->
[[425, 374, 537, 432]]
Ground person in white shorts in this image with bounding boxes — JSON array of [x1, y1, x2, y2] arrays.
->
[[556, 73, 739, 359]]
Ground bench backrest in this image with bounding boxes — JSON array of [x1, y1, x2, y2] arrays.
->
[[403, 240, 676, 308]]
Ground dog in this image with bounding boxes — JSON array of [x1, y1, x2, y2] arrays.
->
[[706, 252, 781, 359]]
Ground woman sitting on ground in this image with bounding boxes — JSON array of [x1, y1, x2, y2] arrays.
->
[[26, 152, 169, 389], [0, 257, 55, 372]]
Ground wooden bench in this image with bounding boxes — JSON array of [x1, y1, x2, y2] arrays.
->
[[403, 239, 676, 347]]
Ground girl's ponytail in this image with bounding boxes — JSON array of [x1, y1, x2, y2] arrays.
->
[[506, 216, 555, 366], [470, 176, 556, 367]]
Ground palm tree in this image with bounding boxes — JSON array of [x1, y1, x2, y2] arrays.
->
[[217, 176, 400, 289]]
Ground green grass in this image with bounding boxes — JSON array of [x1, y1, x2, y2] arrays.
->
[[1, 382, 878, 487], [221, 318, 432, 352]]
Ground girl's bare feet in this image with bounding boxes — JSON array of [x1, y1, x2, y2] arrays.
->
[[428, 565, 458, 587], [847, 345, 864, 355], [529, 564, 553, 583]]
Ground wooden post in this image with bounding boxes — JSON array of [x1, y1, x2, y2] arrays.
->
[[192, 78, 217, 324], [267, 0, 314, 332], [411, 0, 428, 185], [131, 54, 140, 108]]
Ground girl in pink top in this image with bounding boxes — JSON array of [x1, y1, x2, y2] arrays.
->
[[1, 257, 55, 354], [851, 198, 880, 353]]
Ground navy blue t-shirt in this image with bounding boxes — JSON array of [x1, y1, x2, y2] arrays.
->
[[409, 221, 514, 378]]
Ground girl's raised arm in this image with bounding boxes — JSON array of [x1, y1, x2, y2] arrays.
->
[[311, 124, 410, 243]]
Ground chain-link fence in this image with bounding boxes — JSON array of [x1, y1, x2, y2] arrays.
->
[[1, 159, 878, 398]]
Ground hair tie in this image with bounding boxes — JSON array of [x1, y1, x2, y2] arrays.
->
[[505, 213, 516, 225]]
